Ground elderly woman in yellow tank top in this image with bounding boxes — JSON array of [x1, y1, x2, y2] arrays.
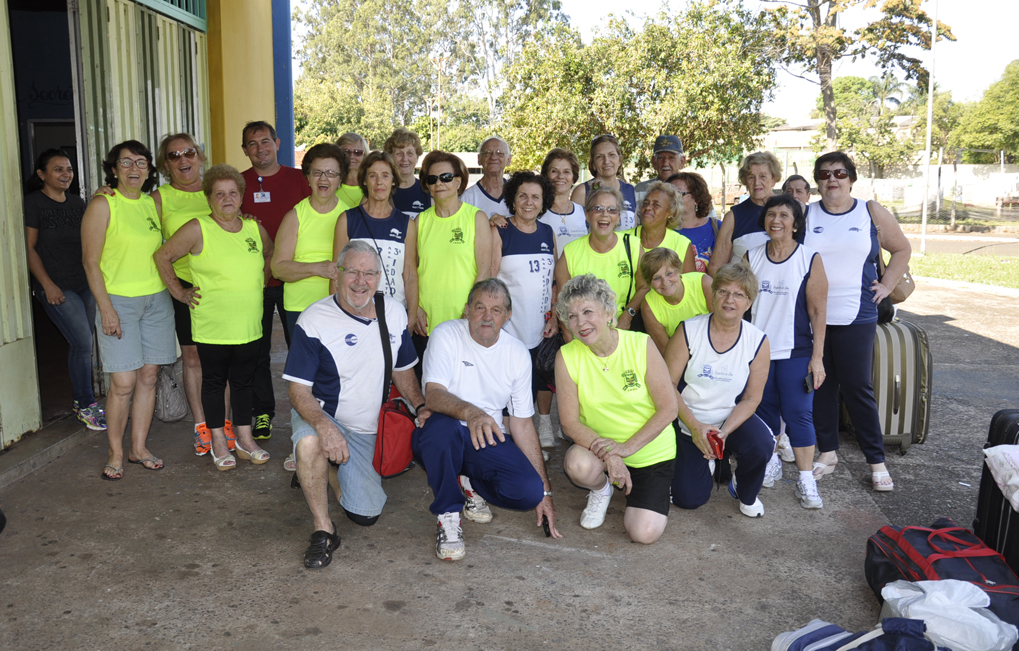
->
[[555, 274, 678, 544], [155, 165, 274, 471], [271, 143, 350, 335], [640, 247, 713, 355], [82, 140, 177, 481], [413, 150, 492, 344]]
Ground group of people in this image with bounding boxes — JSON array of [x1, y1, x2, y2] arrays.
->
[[23, 124, 910, 566]]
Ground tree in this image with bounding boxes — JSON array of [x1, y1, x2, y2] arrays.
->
[[869, 72, 906, 116], [909, 89, 965, 160], [953, 60, 1019, 164], [410, 95, 492, 153], [812, 76, 912, 177], [764, 0, 954, 152], [293, 0, 444, 146], [499, 1, 777, 175]]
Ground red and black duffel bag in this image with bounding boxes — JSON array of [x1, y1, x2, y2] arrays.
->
[[865, 517, 1019, 641]]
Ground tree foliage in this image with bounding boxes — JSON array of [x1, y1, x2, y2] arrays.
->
[[764, 0, 954, 151], [909, 88, 966, 161], [952, 60, 1019, 164], [499, 1, 777, 175]]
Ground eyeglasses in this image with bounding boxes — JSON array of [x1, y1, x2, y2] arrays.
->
[[677, 191, 692, 197], [425, 172, 456, 185], [480, 149, 506, 158], [589, 206, 620, 215], [816, 169, 849, 180], [117, 158, 150, 169], [167, 148, 197, 162], [341, 148, 365, 157], [310, 169, 341, 179], [339, 268, 379, 281], [716, 288, 748, 302]]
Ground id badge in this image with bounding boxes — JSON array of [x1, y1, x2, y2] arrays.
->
[[253, 191, 271, 203]]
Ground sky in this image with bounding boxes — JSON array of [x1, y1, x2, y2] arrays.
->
[[557, 0, 1019, 124]]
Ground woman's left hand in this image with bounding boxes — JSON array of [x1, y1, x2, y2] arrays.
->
[[808, 356, 825, 390], [605, 455, 632, 495], [870, 279, 891, 303], [542, 318, 559, 338]]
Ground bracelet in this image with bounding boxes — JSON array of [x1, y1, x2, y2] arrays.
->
[[415, 403, 426, 413]]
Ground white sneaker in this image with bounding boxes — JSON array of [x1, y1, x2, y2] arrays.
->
[[739, 498, 765, 518], [580, 484, 612, 529], [795, 476, 824, 509], [777, 433, 795, 463], [459, 476, 493, 523], [762, 453, 783, 488], [538, 418, 555, 448], [435, 512, 465, 561]]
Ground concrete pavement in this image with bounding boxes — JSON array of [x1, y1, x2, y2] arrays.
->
[[1, 280, 1016, 650]]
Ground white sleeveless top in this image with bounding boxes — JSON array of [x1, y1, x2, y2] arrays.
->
[[803, 199, 879, 326], [678, 313, 767, 433], [747, 243, 818, 360]]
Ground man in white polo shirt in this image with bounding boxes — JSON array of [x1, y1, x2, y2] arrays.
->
[[284, 240, 429, 569], [413, 278, 561, 561]]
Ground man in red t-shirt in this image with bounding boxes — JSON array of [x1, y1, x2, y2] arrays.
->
[[240, 121, 311, 445]]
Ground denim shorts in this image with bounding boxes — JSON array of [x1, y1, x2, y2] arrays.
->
[[96, 290, 177, 372], [291, 409, 387, 518]]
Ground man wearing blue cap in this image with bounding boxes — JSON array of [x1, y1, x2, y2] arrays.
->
[[635, 135, 686, 208]]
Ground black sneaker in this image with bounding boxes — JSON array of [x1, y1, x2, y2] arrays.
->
[[303, 523, 340, 569], [253, 414, 272, 440]]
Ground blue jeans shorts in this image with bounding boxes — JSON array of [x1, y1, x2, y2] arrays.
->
[[96, 290, 177, 372], [291, 408, 387, 518]]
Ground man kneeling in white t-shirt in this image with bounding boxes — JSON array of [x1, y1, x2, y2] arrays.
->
[[284, 241, 430, 569], [414, 278, 562, 561]]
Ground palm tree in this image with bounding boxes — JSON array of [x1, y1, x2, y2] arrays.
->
[[869, 72, 906, 116]]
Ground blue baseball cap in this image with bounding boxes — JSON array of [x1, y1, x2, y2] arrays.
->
[[653, 135, 683, 155]]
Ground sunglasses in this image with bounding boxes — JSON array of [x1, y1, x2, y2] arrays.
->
[[425, 172, 456, 185], [342, 148, 365, 157], [817, 169, 849, 180], [167, 148, 198, 162]]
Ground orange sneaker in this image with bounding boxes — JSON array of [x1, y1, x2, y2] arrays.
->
[[194, 422, 211, 456], [224, 419, 237, 451]]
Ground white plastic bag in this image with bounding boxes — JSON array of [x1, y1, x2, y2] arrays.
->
[[984, 444, 1019, 512], [879, 579, 1018, 651]]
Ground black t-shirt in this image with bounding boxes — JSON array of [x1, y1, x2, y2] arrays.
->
[[23, 191, 88, 291]]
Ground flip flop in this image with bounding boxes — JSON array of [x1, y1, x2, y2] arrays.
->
[[128, 457, 164, 471], [101, 464, 123, 481], [812, 460, 837, 480], [872, 471, 894, 492]]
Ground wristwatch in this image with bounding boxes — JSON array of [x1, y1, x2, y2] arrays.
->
[[543, 490, 553, 497], [626, 307, 636, 317]]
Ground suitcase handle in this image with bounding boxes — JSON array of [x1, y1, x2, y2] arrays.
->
[[893, 374, 900, 415]]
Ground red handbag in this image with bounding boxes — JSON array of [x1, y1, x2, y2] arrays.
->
[[372, 293, 417, 478]]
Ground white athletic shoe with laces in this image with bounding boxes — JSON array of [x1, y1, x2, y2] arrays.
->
[[460, 476, 493, 523], [580, 484, 612, 529], [795, 476, 824, 509], [435, 512, 465, 561], [739, 498, 765, 518], [538, 418, 556, 448], [777, 433, 795, 463], [762, 453, 783, 488]]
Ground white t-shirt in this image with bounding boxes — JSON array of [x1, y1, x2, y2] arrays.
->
[[462, 181, 508, 219], [422, 319, 535, 431], [538, 202, 588, 255], [283, 295, 418, 435]]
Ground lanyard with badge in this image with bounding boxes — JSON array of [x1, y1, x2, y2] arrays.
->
[[253, 176, 271, 203]]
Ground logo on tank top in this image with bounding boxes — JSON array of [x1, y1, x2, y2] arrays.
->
[[812, 226, 824, 234], [621, 369, 642, 392], [450, 227, 465, 244], [617, 261, 631, 278], [759, 280, 788, 296], [245, 237, 259, 253], [344, 334, 358, 346], [412, 201, 425, 209], [696, 364, 733, 382], [849, 227, 861, 232], [390, 228, 403, 238], [540, 242, 550, 252], [146, 216, 159, 232]]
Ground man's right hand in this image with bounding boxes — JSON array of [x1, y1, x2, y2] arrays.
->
[[466, 407, 505, 450], [318, 422, 350, 464]]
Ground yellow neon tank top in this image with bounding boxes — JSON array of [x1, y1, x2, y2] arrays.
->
[[560, 329, 676, 468], [158, 184, 209, 283], [562, 234, 636, 315], [189, 217, 264, 344], [645, 272, 710, 337], [284, 197, 348, 312], [100, 192, 165, 297], [336, 184, 363, 209], [417, 202, 479, 335], [628, 226, 693, 263]]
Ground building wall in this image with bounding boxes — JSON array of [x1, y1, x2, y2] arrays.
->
[[206, 0, 275, 169]]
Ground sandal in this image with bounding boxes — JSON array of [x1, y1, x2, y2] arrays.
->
[[100, 464, 123, 481], [235, 442, 270, 465], [128, 457, 163, 471], [283, 453, 297, 472], [812, 459, 837, 480], [210, 447, 236, 471], [872, 471, 894, 492]]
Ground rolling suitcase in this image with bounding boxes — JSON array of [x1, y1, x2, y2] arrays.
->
[[871, 318, 932, 454], [973, 409, 1019, 574]]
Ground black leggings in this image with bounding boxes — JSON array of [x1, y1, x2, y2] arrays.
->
[[196, 340, 259, 429]]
